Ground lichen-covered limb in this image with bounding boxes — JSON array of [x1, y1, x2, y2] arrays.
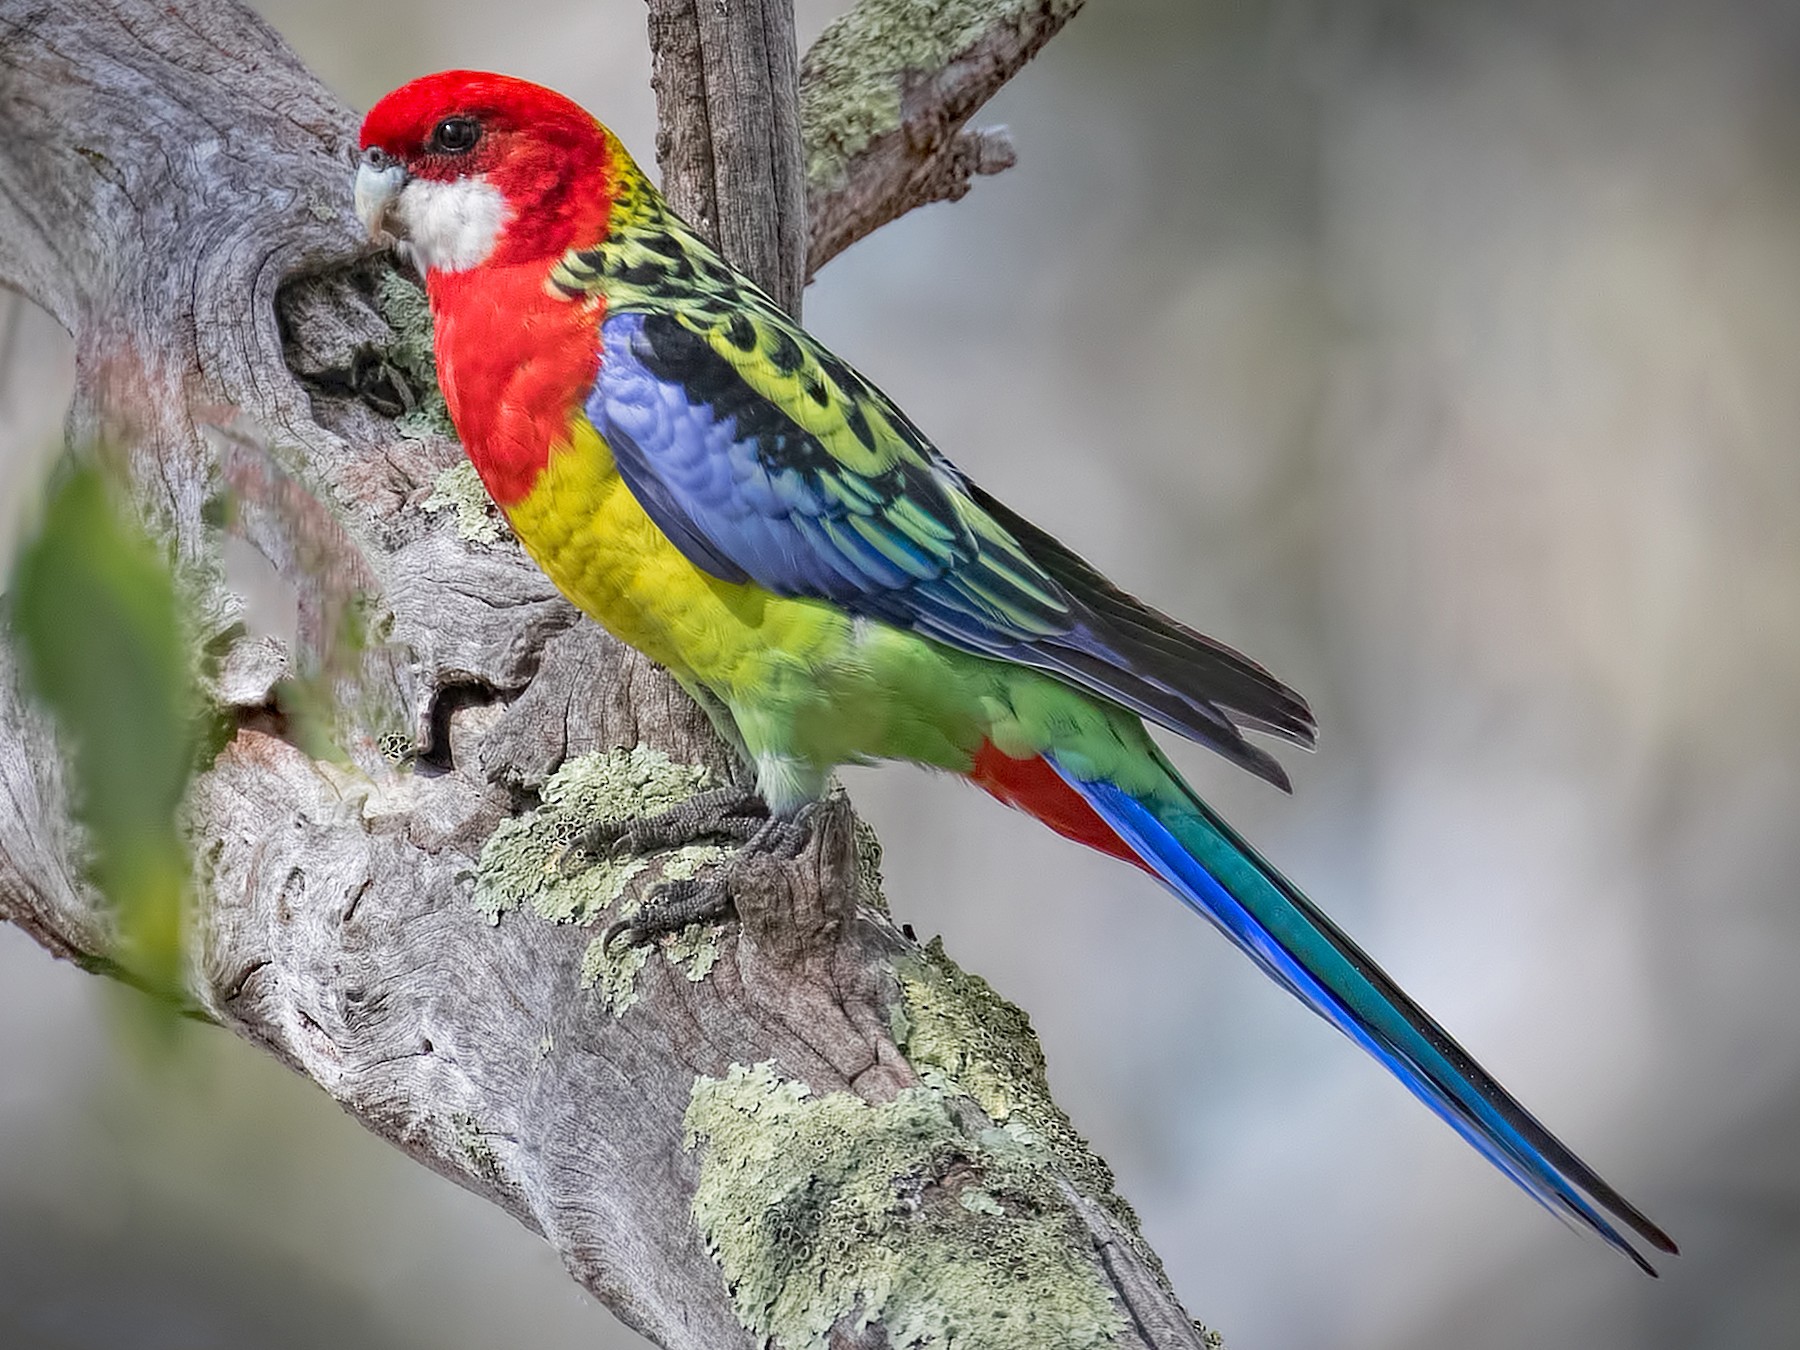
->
[[676, 945, 1211, 1350], [648, 0, 1084, 295], [0, 0, 1213, 1346], [799, 0, 1086, 276]]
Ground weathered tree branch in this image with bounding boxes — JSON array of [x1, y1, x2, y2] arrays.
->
[[800, 0, 1084, 276], [647, 0, 808, 313], [646, 0, 1088, 293], [0, 0, 1210, 1346]]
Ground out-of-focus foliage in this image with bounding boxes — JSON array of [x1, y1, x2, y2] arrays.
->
[[10, 460, 196, 997]]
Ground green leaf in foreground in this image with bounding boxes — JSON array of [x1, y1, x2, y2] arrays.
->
[[10, 463, 197, 997]]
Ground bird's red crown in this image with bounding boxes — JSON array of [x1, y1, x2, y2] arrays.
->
[[360, 70, 616, 265]]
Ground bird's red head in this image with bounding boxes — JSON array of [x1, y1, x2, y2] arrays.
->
[[357, 71, 615, 273]]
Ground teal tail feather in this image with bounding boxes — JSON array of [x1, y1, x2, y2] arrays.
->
[[1043, 751, 1678, 1274]]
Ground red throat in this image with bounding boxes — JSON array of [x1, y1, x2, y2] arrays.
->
[[427, 264, 605, 506]]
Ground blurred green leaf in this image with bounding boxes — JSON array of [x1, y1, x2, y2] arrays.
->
[[10, 461, 197, 999]]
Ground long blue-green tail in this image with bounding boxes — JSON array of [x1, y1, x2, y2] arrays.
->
[[1044, 751, 1677, 1274]]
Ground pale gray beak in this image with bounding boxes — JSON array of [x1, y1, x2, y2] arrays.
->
[[354, 149, 408, 243]]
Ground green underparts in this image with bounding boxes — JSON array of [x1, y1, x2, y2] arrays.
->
[[472, 746, 727, 1015]]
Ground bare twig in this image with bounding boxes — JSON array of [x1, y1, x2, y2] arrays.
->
[[801, 0, 1086, 275], [646, 0, 808, 313]]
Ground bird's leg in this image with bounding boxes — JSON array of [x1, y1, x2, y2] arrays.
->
[[565, 784, 770, 869], [599, 803, 818, 951]]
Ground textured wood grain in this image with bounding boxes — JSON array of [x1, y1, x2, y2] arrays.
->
[[650, 0, 1089, 293], [648, 0, 809, 314], [0, 1, 1207, 1346], [800, 0, 1086, 275]]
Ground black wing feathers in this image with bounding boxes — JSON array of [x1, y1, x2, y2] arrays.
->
[[967, 482, 1318, 751]]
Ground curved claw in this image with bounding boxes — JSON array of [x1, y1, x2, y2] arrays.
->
[[591, 799, 820, 953], [561, 786, 773, 877], [746, 800, 817, 860], [600, 876, 734, 953], [596, 912, 638, 955]]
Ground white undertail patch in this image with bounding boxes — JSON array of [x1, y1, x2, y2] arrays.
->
[[754, 751, 822, 818]]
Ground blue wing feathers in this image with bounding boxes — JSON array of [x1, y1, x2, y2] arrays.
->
[[590, 306, 1312, 786], [1043, 753, 1676, 1273]]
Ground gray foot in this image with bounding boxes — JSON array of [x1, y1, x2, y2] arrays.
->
[[600, 803, 818, 951], [565, 785, 770, 873]]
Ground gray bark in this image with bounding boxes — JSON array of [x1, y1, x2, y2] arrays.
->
[[0, 0, 1208, 1346], [647, 0, 808, 313], [801, 0, 1086, 276]]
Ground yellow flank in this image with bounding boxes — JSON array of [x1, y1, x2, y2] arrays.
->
[[505, 415, 826, 688]]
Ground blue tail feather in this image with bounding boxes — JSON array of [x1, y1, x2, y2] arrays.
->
[[1045, 753, 1676, 1274]]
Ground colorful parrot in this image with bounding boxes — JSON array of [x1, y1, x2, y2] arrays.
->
[[356, 70, 1675, 1273]]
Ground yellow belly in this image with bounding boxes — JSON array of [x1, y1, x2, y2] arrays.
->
[[494, 417, 994, 808], [501, 417, 840, 699]]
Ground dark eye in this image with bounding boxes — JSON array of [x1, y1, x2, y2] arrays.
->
[[428, 116, 480, 155]]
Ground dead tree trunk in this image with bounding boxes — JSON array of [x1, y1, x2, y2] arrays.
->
[[0, 0, 1216, 1346]]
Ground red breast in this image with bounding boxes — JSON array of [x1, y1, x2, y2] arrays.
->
[[428, 265, 605, 508]]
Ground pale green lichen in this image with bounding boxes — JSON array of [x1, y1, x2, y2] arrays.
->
[[376, 728, 416, 763], [800, 0, 1084, 190], [664, 921, 724, 982], [958, 1186, 1004, 1217], [685, 1061, 1125, 1350], [449, 1111, 505, 1189], [423, 460, 507, 545], [579, 867, 728, 1018], [475, 748, 733, 1012], [582, 939, 650, 1016], [474, 746, 719, 925], [374, 270, 458, 441], [578, 914, 720, 1017], [895, 939, 1165, 1286]]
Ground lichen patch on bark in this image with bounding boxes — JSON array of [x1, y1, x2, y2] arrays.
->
[[684, 1059, 1126, 1350], [800, 0, 1084, 189], [582, 940, 651, 1016], [423, 460, 508, 545], [474, 746, 719, 923], [373, 271, 458, 442], [895, 939, 1165, 1285], [473, 747, 730, 1013]]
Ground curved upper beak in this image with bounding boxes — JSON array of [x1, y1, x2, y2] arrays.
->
[[354, 151, 409, 243]]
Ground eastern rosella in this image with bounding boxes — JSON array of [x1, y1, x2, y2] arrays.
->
[[356, 70, 1675, 1273]]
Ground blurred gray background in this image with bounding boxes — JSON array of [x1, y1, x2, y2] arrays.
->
[[3, 0, 1797, 1345]]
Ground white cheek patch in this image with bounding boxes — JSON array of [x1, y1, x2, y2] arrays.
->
[[394, 176, 511, 273]]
